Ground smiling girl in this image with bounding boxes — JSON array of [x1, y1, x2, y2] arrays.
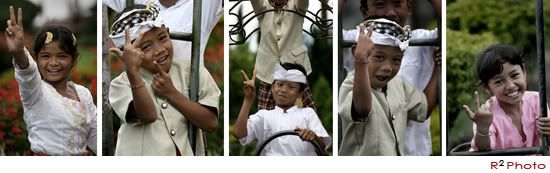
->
[[4, 6, 96, 156], [463, 45, 550, 151]]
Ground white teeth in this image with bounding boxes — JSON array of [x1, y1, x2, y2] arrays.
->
[[47, 69, 61, 72], [507, 91, 519, 97]]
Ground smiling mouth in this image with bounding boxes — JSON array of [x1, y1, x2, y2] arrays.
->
[[506, 90, 519, 97], [155, 55, 168, 64], [46, 68, 62, 73], [375, 75, 389, 82]]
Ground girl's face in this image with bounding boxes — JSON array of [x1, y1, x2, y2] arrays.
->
[[485, 62, 527, 106], [37, 41, 76, 84], [271, 80, 303, 109], [136, 27, 173, 74], [367, 45, 403, 89]]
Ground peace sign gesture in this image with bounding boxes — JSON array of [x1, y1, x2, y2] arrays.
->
[[240, 70, 256, 101], [462, 91, 494, 133], [109, 27, 145, 73], [5, 6, 25, 56]]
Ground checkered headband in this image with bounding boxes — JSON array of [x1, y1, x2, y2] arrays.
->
[[108, 2, 163, 48], [358, 18, 412, 51]]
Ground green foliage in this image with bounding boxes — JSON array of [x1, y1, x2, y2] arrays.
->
[[446, 28, 497, 121]]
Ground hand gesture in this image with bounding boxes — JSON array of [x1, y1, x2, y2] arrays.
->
[[152, 62, 176, 98], [537, 117, 550, 136], [462, 91, 494, 133], [353, 23, 374, 64], [240, 70, 256, 101], [433, 46, 442, 65], [109, 27, 145, 73], [295, 128, 318, 142], [5, 6, 24, 56]]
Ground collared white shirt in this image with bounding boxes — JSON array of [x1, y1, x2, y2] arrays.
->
[[240, 106, 331, 156], [103, 0, 223, 64], [342, 28, 437, 155], [14, 49, 97, 156]]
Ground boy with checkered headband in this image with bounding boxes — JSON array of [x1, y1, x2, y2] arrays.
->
[[338, 19, 438, 155], [233, 63, 331, 156], [107, 3, 220, 156]]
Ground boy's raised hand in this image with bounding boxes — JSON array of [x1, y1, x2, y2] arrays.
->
[[152, 61, 176, 98], [462, 91, 494, 133], [109, 27, 145, 73], [5, 6, 25, 56], [353, 23, 374, 63], [240, 70, 256, 101]]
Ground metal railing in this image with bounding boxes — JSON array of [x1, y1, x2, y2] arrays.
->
[[228, 0, 333, 45]]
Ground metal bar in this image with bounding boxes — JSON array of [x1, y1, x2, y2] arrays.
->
[[102, 4, 115, 156], [340, 38, 439, 48], [169, 32, 193, 41], [536, 0, 550, 156], [188, 0, 202, 156], [450, 147, 542, 156]]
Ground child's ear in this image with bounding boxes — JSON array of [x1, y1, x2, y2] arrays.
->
[[351, 45, 356, 57], [483, 85, 493, 96]]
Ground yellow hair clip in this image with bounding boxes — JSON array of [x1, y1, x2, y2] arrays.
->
[[45, 32, 53, 44], [72, 33, 77, 46]]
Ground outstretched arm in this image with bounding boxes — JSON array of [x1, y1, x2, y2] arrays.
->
[[463, 92, 494, 151], [423, 47, 441, 117], [351, 24, 374, 121], [233, 70, 256, 139]]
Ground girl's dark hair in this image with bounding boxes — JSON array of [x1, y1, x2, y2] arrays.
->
[[476, 44, 525, 85], [277, 63, 308, 92], [33, 25, 79, 61]]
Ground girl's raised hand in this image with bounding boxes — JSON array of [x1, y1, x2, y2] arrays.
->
[[5, 6, 24, 56], [537, 117, 550, 136], [109, 27, 145, 73], [240, 70, 256, 101], [462, 91, 494, 132]]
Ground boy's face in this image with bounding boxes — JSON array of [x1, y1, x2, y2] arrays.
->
[[485, 63, 527, 106], [37, 41, 76, 84], [136, 27, 173, 73], [271, 80, 303, 109], [367, 45, 403, 89], [361, 0, 412, 26]]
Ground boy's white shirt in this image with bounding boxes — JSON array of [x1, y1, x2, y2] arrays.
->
[[103, 0, 223, 64], [14, 48, 97, 155], [342, 28, 438, 156], [240, 106, 331, 156]]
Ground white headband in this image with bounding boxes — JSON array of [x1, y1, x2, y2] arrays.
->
[[356, 18, 411, 51], [273, 64, 307, 84], [108, 2, 163, 48]]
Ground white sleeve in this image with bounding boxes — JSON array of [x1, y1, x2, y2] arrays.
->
[[239, 112, 264, 146], [305, 108, 332, 149], [14, 48, 43, 108], [199, 0, 223, 59], [102, 0, 127, 12], [86, 90, 98, 154]]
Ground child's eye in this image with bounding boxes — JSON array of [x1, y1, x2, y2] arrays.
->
[[141, 44, 151, 50], [511, 73, 520, 79], [392, 58, 402, 64], [159, 35, 168, 41], [393, 0, 403, 7], [494, 80, 502, 85], [373, 55, 384, 61]]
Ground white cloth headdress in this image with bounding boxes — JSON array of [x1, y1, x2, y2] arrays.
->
[[357, 18, 411, 51], [109, 1, 163, 48], [273, 64, 307, 84]]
